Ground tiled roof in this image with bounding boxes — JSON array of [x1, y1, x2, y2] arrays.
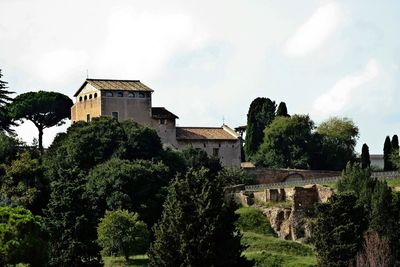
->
[[176, 127, 239, 140], [74, 79, 153, 96], [152, 107, 179, 119]]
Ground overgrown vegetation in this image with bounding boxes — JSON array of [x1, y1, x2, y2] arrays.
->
[[237, 207, 317, 267]]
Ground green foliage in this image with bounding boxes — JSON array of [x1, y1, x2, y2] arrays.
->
[[391, 134, 399, 170], [117, 120, 163, 161], [245, 97, 276, 159], [97, 210, 149, 261], [0, 132, 19, 164], [313, 193, 367, 267], [236, 207, 274, 235], [336, 164, 400, 264], [0, 206, 48, 267], [361, 143, 370, 169], [0, 152, 48, 214], [45, 168, 102, 267], [217, 167, 255, 186], [256, 115, 314, 169], [0, 69, 15, 133], [316, 117, 359, 171], [180, 146, 222, 175], [276, 102, 289, 117], [9, 91, 73, 152], [86, 158, 170, 227], [384, 135, 393, 171], [148, 168, 252, 267]]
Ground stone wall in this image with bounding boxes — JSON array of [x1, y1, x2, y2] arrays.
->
[[244, 167, 340, 184]]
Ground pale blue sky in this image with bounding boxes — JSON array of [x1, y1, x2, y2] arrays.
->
[[0, 0, 398, 154]]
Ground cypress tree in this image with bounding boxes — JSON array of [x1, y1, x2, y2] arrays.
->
[[361, 143, 371, 169], [384, 136, 392, 171], [392, 135, 399, 153], [148, 168, 252, 267], [244, 97, 276, 160], [276, 102, 289, 117]]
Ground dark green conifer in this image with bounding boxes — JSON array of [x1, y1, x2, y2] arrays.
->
[[384, 136, 392, 171], [244, 97, 276, 160], [276, 101, 289, 117], [361, 143, 371, 169], [148, 168, 252, 267]]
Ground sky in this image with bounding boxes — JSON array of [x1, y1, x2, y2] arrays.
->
[[0, 0, 399, 154]]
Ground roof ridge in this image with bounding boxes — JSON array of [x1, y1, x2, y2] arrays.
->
[[177, 126, 223, 129], [87, 78, 141, 82]]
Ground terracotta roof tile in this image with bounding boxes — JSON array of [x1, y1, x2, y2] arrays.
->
[[74, 79, 153, 96], [152, 107, 179, 119], [176, 127, 238, 140]]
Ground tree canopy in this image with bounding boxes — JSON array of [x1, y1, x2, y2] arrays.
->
[[316, 117, 359, 171], [244, 97, 276, 160], [9, 91, 73, 153], [276, 102, 289, 117], [255, 115, 315, 169], [383, 136, 393, 171], [0, 70, 15, 132], [361, 143, 371, 169], [148, 168, 252, 267], [0, 206, 48, 267], [97, 210, 149, 262]]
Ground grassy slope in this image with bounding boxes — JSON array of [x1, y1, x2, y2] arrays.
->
[[236, 207, 317, 267], [103, 255, 148, 267]]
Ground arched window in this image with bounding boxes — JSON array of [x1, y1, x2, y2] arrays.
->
[[138, 92, 145, 98], [79, 96, 82, 102], [84, 95, 87, 101], [117, 92, 124, 97], [94, 93, 98, 98], [105, 92, 113, 97], [128, 92, 134, 98], [89, 94, 92, 99]]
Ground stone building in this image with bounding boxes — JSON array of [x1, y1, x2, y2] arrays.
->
[[71, 78, 241, 167]]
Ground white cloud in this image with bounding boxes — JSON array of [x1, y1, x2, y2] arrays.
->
[[284, 2, 342, 57], [312, 59, 379, 118]]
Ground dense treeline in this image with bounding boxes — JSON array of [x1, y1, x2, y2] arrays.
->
[[245, 97, 359, 171], [313, 164, 400, 266]]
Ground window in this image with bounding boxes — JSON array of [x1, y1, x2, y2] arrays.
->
[[218, 143, 221, 148], [86, 114, 90, 122], [79, 96, 82, 102], [138, 92, 145, 98], [84, 95, 87, 101], [203, 143, 206, 148], [89, 94, 92, 99], [117, 92, 123, 97], [213, 148, 219, 157], [105, 92, 113, 97], [128, 92, 134, 98], [160, 119, 165, 125], [94, 93, 98, 98], [112, 112, 119, 120]]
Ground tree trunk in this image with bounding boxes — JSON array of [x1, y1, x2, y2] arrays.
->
[[38, 126, 43, 155]]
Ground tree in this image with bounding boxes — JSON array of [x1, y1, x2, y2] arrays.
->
[[86, 158, 171, 227], [9, 91, 73, 153], [276, 102, 289, 117], [181, 146, 222, 176], [313, 193, 367, 267], [0, 151, 48, 214], [45, 167, 102, 267], [0, 132, 19, 164], [0, 70, 15, 132], [148, 168, 252, 267], [361, 143, 371, 169], [255, 115, 314, 169], [383, 136, 392, 171], [391, 134, 399, 171], [244, 97, 276, 159], [97, 210, 149, 262], [316, 117, 359, 171], [0, 206, 48, 267]]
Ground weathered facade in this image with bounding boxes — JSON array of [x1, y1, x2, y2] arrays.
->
[[71, 78, 242, 167]]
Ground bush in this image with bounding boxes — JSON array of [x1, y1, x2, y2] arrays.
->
[[236, 207, 274, 235]]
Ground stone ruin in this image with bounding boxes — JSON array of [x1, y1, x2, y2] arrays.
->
[[226, 184, 334, 242]]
